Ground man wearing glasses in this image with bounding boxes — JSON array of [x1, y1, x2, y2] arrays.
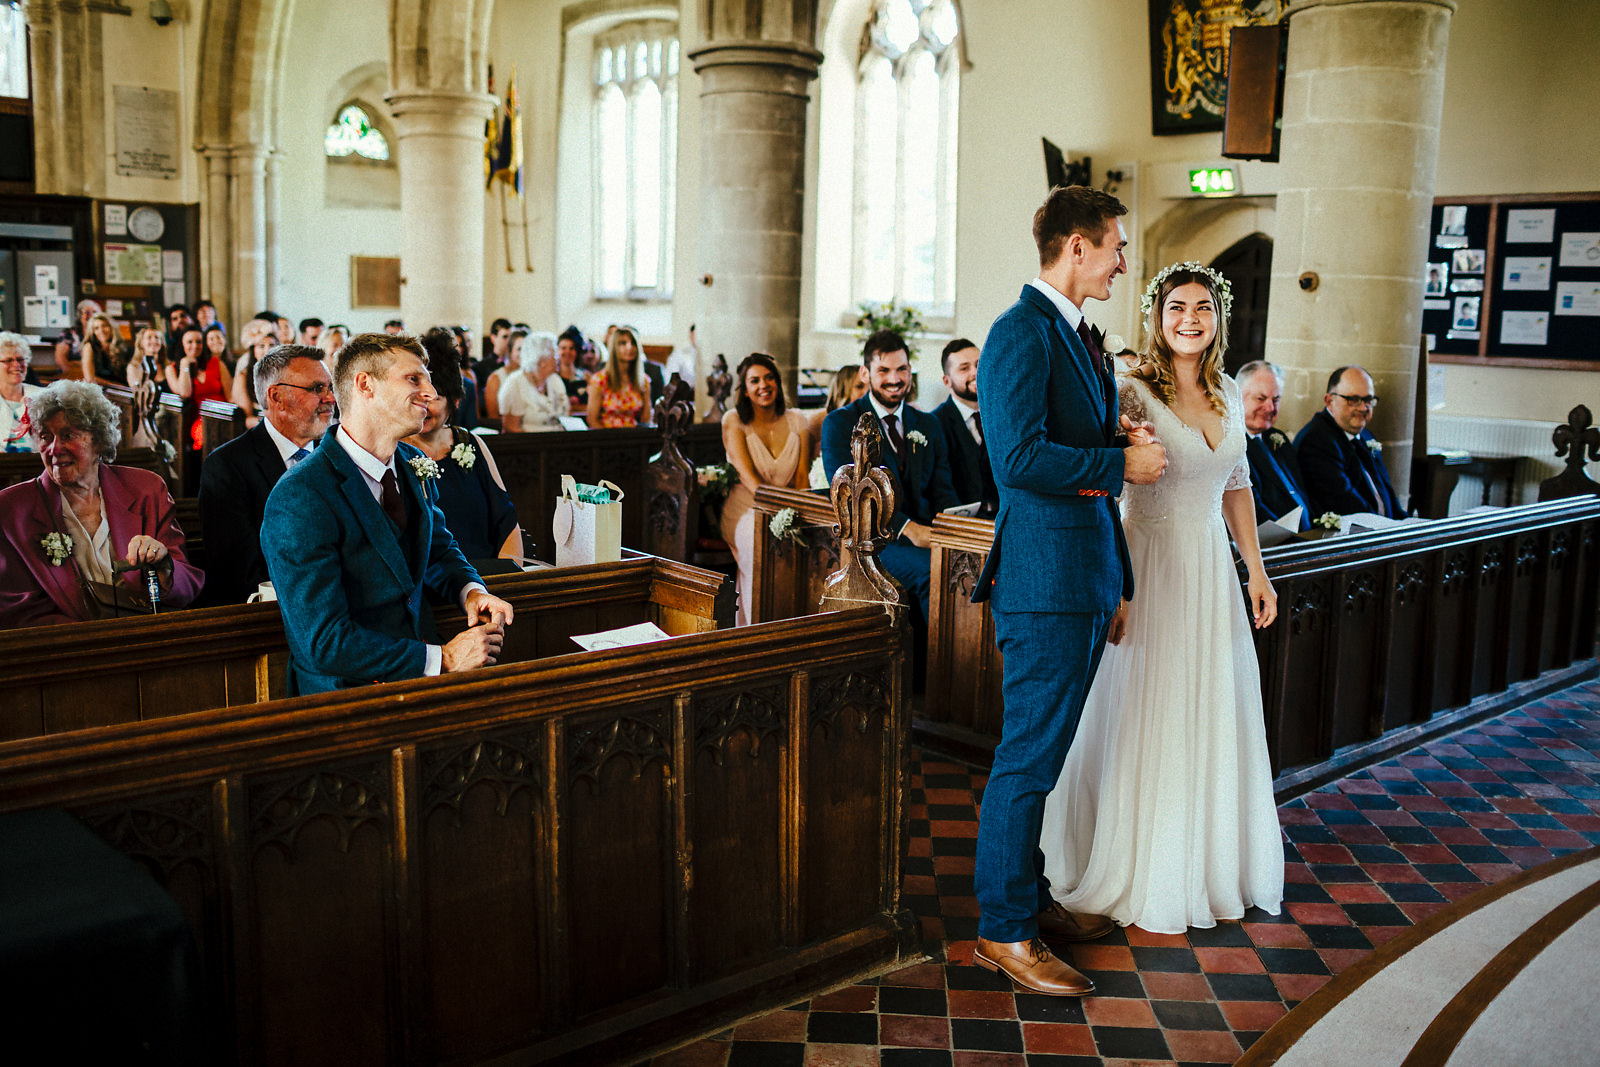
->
[[1294, 365, 1408, 518], [198, 345, 336, 604]]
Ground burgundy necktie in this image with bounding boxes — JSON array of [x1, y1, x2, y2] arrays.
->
[[970, 411, 983, 446], [380, 469, 408, 531]]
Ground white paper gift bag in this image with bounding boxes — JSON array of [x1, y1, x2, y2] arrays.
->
[[553, 475, 625, 566]]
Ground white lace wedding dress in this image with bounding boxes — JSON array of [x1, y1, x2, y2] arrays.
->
[[1040, 374, 1284, 934]]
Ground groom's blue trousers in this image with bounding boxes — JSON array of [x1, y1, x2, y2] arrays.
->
[[976, 605, 1116, 943]]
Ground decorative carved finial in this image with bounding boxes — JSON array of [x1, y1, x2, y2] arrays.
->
[[653, 373, 695, 455], [1538, 404, 1600, 502], [820, 412, 903, 613], [646, 374, 698, 554], [703, 354, 731, 423]]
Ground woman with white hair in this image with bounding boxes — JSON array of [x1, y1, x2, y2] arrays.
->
[[0, 332, 42, 452], [498, 331, 567, 432], [0, 380, 202, 627]]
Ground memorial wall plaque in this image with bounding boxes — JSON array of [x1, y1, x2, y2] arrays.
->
[[114, 86, 180, 180]]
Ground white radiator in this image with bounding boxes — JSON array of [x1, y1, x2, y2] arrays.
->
[[1426, 415, 1563, 513]]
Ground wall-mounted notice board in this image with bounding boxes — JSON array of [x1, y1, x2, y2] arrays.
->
[[1422, 192, 1600, 370]]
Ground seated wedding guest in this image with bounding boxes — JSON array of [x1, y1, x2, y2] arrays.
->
[[54, 299, 103, 378], [499, 331, 566, 432], [721, 353, 811, 626], [663, 323, 698, 392], [404, 329, 522, 565], [456, 341, 481, 432], [125, 326, 167, 390], [198, 344, 333, 605], [556, 327, 589, 413], [478, 317, 512, 386], [318, 324, 350, 363], [231, 321, 278, 423], [166, 324, 234, 452], [194, 300, 219, 331], [932, 337, 996, 513], [0, 381, 202, 627], [202, 322, 233, 375], [79, 312, 125, 386], [1237, 360, 1312, 529], [808, 364, 868, 468], [297, 318, 324, 347], [484, 325, 526, 420], [1295, 364, 1408, 517], [384, 319, 405, 336], [821, 329, 959, 637], [587, 325, 649, 428], [162, 303, 193, 355], [1, 332, 42, 453]]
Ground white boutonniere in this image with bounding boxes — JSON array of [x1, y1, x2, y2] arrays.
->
[[407, 455, 441, 481], [905, 429, 929, 449], [1365, 438, 1383, 455], [449, 441, 476, 470], [1267, 430, 1285, 452], [41, 531, 73, 566]]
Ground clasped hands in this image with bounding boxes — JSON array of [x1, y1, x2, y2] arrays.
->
[[1121, 415, 1167, 484], [442, 589, 518, 673]]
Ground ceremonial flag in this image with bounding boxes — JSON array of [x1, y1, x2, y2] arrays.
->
[[484, 64, 500, 188], [489, 68, 524, 197]]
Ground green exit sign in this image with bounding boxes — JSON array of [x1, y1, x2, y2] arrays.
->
[[1188, 167, 1238, 197]]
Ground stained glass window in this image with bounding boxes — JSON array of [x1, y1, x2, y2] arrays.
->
[[324, 104, 390, 162]]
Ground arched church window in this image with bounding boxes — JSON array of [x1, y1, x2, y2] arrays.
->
[[0, 2, 28, 100], [853, 0, 960, 313], [324, 103, 390, 162], [593, 21, 677, 301]]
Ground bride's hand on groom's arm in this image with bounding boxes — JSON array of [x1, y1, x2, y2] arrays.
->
[[1248, 573, 1278, 629], [1107, 599, 1131, 645], [1119, 415, 1158, 447]]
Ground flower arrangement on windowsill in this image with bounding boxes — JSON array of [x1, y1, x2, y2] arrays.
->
[[854, 299, 927, 359]]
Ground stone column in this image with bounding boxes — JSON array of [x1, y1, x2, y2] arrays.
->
[[1263, 0, 1456, 497], [384, 91, 496, 334], [690, 13, 822, 402], [196, 146, 233, 324], [229, 144, 270, 323]]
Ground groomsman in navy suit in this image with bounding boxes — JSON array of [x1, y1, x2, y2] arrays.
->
[[1235, 361, 1313, 529], [262, 333, 515, 695], [970, 186, 1168, 996], [821, 329, 960, 634], [932, 338, 997, 515], [1294, 365, 1408, 518]]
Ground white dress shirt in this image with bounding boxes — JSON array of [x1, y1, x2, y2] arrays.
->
[[1030, 277, 1085, 332], [335, 426, 485, 676], [262, 414, 315, 466], [949, 393, 982, 444], [867, 394, 908, 457]]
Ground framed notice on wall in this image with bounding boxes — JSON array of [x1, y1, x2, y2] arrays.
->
[[1422, 192, 1600, 369], [351, 256, 401, 309]]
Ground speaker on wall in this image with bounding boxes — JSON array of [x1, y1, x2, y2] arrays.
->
[[1222, 24, 1286, 162]]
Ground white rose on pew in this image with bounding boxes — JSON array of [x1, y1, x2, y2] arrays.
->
[[906, 430, 928, 449], [1313, 511, 1342, 531], [769, 506, 804, 545], [41, 531, 73, 566], [809, 455, 827, 490], [407, 455, 442, 481], [449, 441, 476, 470]]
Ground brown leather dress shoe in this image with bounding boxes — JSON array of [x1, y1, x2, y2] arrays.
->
[[973, 937, 1095, 996], [1036, 901, 1114, 943]]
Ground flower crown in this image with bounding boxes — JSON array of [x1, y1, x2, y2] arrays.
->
[[1140, 261, 1234, 325]]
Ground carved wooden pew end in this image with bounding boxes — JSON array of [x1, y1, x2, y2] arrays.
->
[[821, 413, 905, 621]]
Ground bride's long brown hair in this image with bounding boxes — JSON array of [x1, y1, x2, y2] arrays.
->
[[1133, 268, 1230, 415]]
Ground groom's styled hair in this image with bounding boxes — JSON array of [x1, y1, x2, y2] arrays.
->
[[1033, 185, 1127, 269]]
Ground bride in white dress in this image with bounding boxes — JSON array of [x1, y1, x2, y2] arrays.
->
[[1040, 262, 1285, 934]]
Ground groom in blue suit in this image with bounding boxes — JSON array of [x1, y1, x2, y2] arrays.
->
[[262, 333, 514, 695], [971, 187, 1168, 996]]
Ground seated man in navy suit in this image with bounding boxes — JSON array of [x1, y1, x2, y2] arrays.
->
[[262, 333, 515, 695], [821, 328, 959, 633], [1294, 364, 1408, 518], [198, 344, 334, 605], [932, 338, 997, 516], [1235, 360, 1312, 530]]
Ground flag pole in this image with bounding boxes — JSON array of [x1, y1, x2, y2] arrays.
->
[[499, 182, 514, 273], [519, 187, 533, 272]]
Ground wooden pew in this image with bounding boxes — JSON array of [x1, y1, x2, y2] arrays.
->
[[490, 422, 725, 563], [753, 486, 1600, 790], [103, 383, 188, 494], [0, 453, 914, 1065], [200, 398, 246, 458], [1, 555, 732, 741]]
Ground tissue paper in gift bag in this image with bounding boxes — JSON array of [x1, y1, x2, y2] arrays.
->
[[553, 475, 625, 566]]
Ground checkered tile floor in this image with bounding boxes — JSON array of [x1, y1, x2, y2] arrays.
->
[[642, 682, 1600, 1066]]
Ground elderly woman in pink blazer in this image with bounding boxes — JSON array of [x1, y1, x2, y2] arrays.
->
[[0, 380, 201, 628]]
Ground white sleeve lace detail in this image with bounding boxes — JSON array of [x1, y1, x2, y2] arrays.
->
[[1118, 378, 1149, 426], [1221, 375, 1252, 490]]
